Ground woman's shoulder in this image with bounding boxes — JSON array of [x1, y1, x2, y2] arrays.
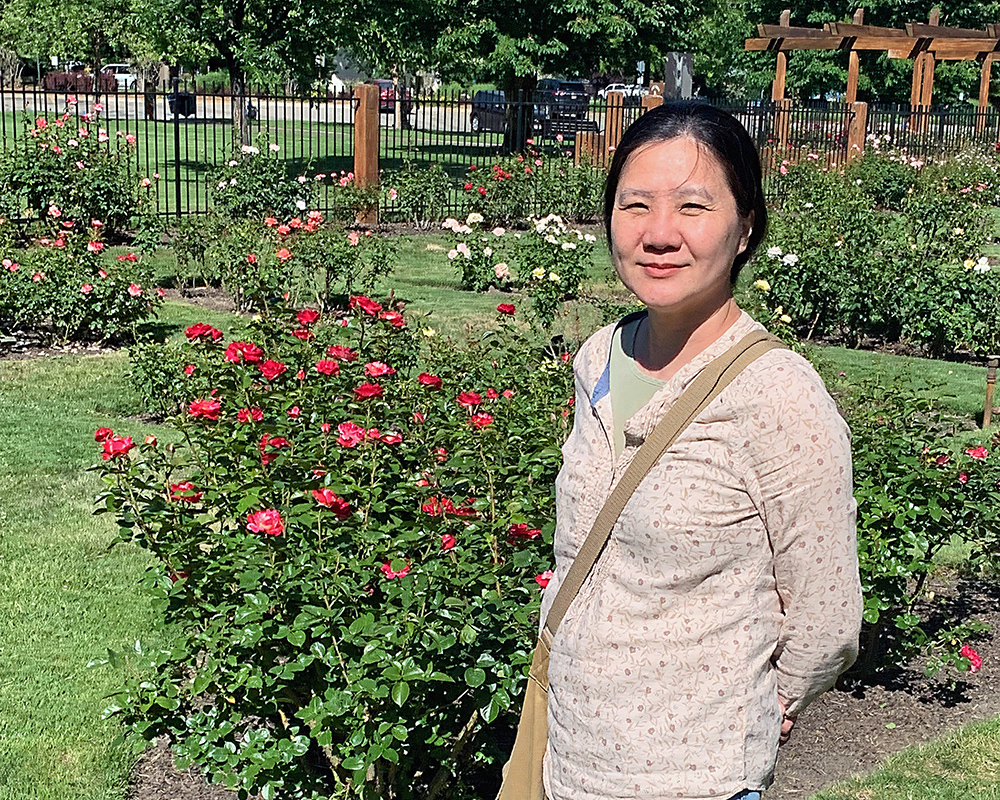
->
[[728, 345, 848, 438]]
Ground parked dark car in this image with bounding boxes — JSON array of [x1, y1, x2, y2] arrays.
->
[[369, 79, 413, 115], [469, 89, 546, 135], [535, 78, 590, 120]]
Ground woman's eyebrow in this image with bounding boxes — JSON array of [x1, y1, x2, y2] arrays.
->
[[616, 186, 716, 201]]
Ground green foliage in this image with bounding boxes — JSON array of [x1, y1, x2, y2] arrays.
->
[[758, 149, 999, 355], [0, 104, 154, 237], [0, 227, 160, 341], [383, 162, 454, 228], [97, 299, 572, 800], [842, 380, 1000, 673]]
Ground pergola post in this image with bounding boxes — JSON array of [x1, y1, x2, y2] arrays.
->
[[845, 8, 864, 104], [771, 9, 791, 102], [978, 53, 994, 135]]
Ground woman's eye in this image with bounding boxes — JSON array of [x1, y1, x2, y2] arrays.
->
[[681, 203, 707, 211], [622, 202, 647, 211]]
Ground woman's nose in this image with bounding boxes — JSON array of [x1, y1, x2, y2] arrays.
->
[[640, 208, 682, 252]]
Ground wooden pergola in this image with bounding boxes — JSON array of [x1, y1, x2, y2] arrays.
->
[[746, 8, 1000, 135]]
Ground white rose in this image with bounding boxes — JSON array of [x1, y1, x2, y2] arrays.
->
[[296, 200, 307, 210], [447, 249, 459, 260], [767, 245, 782, 258], [754, 279, 770, 292], [782, 253, 799, 266], [466, 212, 484, 225], [492, 227, 505, 236], [561, 242, 576, 250], [548, 271, 561, 282], [483, 247, 493, 257], [531, 266, 545, 278]]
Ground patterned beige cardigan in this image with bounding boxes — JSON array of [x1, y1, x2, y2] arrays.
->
[[540, 311, 862, 800]]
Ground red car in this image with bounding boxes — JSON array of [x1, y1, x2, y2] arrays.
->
[[368, 79, 413, 115]]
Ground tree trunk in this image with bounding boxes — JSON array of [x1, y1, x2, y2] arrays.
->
[[228, 62, 250, 147], [502, 74, 538, 154]]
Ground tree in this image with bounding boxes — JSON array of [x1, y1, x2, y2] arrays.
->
[[135, 0, 345, 142]]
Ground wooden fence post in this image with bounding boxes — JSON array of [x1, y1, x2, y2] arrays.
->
[[605, 91, 625, 158], [354, 83, 379, 225], [977, 54, 993, 136], [848, 101, 868, 161]]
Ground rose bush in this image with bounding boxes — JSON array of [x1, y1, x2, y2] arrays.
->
[[519, 214, 597, 327], [0, 100, 155, 237], [443, 214, 513, 294], [758, 149, 998, 355], [96, 298, 573, 800], [0, 222, 160, 341]]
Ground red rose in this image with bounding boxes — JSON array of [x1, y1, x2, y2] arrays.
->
[[434, 447, 448, 462], [497, 303, 516, 315], [365, 361, 396, 377], [463, 182, 473, 190], [247, 508, 284, 536], [379, 310, 406, 328], [290, 328, 314, 340], [184, 364, 196, 376], [535, 570, 553, 589], [101, 435, 134, 460], [508, 523, 541, 543], [478, 186, 486, 196], [237, 407, 264, 423], [185, 322, 223, 342], [354, 382, 383, 400], [380, 561, 411, 579], [95, 427, 114, 442], [456, 391, 481, 408], [965, 445, 989, 461], [366, 427, 381, 441], [418, 372, 442, 390], [168, 570, 188, 583], [276, 247, 292, 262], [297, 369, 305, 380], [287, 406, 300, 418], [326, 344, 358, 361], [189, 398, 221, 420], [441, 534, 457, 551], [337, 421, 366, 447], [502, 389, 514, 399], [264, 216, 278, 227], [169, 481, 203, 503], [259, 433, 289, 465], [381, 431, 402, 445], [247, 253, 257, 264], [935, 454, 951, 466], [320, 422, 331, 433], [486, 388, 499, 400], [469, 412, 493, 429], [422, 496, 453, 516], [144, 435, 157, 446], [312, 488, 352, 518], [960, 644, 983, 673], [413, 411, 425, 424], [349, 295, 382, 316], [258, 360, 287, 382], [315, 360, 340, 376], [296, 309, 320, 326], [224, 341, 264, 364]]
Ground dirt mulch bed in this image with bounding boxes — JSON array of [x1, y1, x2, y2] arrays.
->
[[126, 574, 1000, 800]]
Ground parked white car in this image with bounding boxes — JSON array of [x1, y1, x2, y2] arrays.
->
[[598, 82, 643, 99], [101, 63, 138, 91]]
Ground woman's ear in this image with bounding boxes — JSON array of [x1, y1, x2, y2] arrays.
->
[[738, 211, 755, 254]]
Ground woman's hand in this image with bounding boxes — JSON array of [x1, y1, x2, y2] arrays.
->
[[778, 696, 795, 745]]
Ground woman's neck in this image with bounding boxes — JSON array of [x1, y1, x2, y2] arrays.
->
[[634, 297, 742, 382]]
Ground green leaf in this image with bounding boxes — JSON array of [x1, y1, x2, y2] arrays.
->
[[391, 681, 410, 707], [464, 667, 486, 688], [341, 756, 365, 770], [286, 629, 306, 647]]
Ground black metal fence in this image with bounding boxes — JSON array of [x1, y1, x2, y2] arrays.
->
[[2, 78, 1000, 221]]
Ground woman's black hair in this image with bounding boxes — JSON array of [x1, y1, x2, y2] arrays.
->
[[603, 101, 767, 283]]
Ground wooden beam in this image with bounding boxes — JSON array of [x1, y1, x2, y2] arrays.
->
[[826, 23, 905, 37], [758, 24, 829, 38], [907, 23, 992, 38]]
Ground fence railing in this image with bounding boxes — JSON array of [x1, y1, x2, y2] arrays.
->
[[2, 78, 1000, 221]]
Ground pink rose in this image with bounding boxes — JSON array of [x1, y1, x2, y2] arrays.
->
[[247, 509, 284, 536]]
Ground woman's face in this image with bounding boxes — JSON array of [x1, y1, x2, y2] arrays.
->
[[610, 136, 752, 317]]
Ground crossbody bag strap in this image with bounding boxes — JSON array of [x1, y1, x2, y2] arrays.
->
[[542, 330, 786, 638]]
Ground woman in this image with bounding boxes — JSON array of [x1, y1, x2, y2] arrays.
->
[[538, 102, 862, 800]]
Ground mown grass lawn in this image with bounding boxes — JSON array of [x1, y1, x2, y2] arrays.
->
[[3, 254, 1000, 800]]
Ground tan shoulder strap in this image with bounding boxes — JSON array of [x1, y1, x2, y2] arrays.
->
[[542, 330, 786, 638]]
